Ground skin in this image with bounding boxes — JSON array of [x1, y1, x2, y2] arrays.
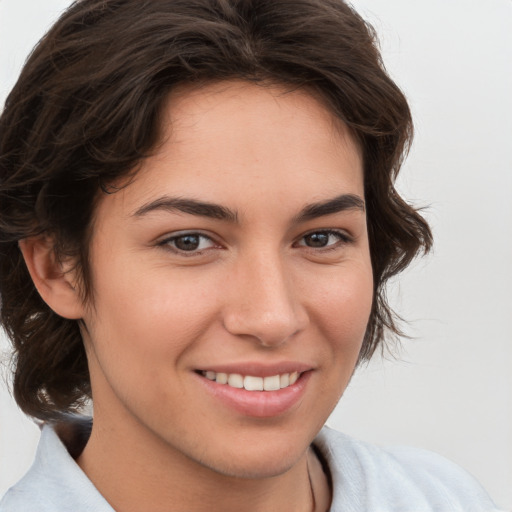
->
[[24, 81, 374, 512]]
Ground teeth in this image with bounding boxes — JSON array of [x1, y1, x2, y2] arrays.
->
[[244, 375, 263, 391], [279, 373, 290, 388], [216, 372, 228, 384], [227, 373, 244, 388], [263, 375, 280, 391], [203, 371, 302, 391]]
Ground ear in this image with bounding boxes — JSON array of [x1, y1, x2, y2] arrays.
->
[[18, 237, 85, 320]]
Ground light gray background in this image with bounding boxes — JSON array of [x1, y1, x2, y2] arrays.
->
[[1, 0, 511, 509]]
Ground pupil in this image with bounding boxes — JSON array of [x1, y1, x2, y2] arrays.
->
[[306, 232, 328, 247], [175, 235, 200, 251]]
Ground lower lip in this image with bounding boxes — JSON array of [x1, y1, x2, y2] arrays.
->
[[196, 372, 312, 418]]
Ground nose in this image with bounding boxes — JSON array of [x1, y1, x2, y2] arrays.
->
[[222, 251, 309, 347]]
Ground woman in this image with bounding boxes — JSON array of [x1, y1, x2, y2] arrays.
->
[[0, 1, 500, 510]]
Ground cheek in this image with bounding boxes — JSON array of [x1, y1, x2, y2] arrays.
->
[[84, 261, 222, 361], [297, 261, 373, 416], [306, 262, 373, 354]]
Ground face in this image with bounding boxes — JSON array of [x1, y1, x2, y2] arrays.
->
[[80, 81, 373, 478]]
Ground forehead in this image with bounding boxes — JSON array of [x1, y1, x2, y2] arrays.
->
[[97, 80, 364, 222], [162, 80, 361, 165]]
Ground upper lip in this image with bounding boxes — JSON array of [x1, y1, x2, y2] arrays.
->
[[195, 362, 314, 377]]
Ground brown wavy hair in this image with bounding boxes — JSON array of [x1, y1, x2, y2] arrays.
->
[[0, 0, 432, 420]]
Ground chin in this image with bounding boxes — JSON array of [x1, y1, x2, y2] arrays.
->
[[187, 426, 313, 480], [199, 448, 302, 480]]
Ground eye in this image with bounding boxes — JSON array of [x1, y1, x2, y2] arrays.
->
[[159, 232, 217, 254], [296, 230, 351, 249]]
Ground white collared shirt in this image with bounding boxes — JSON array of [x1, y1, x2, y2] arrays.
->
[[0, 420, 501, 512]]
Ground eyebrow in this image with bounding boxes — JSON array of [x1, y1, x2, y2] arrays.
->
[[133, 197, 238, 222], [133, 193, 365, 223], [294, 193, 365, 222]]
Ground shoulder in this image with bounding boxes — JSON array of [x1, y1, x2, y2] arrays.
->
[[314, 426, 501, 512], [0, 420, 112, 512]]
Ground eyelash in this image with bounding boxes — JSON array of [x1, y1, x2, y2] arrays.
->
[[158, 229, 353, 256]]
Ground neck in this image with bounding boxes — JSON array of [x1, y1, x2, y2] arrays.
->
[[76, 410, 317, 512]]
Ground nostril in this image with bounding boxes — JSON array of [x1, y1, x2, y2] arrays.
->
[[223, 307, 307, 347]]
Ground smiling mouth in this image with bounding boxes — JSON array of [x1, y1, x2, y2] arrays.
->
[[199, 370, 301, 391]]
